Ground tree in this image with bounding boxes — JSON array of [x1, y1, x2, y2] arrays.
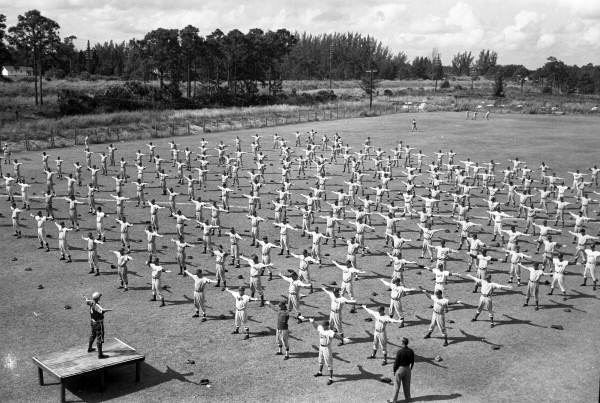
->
[[180, 25, 201, 98], [8, 10, 60, 105], [410, 56, 432, 80], [475, 49, 497, 77], [469, 62, 479, 90], [141, 28, 181, 87], [0, 14, 11, 67], [511, 65, 529, 95], [493, 74, 504, 97], [430, 49, 443, 91], [451, 51, 473, 76]]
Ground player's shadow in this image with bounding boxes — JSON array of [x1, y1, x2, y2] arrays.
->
[[410, 393, 463, 401], [446, 329, 501, 347], [166, 294, 194, 306], [543, 299, 586, 313], [404, 315, 430, 327], [494, 314, 547, 329], [345, 330, 373, 345], [415, 354, 448, 369], [334, 364, 386, 384], [65, 363, 198, 402], [565, 290, 597, 300]]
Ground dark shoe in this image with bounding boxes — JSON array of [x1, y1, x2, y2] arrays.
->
[[314, 373, 323, 377]]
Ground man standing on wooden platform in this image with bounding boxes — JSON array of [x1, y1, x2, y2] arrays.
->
[[84, 292, 112, 359]]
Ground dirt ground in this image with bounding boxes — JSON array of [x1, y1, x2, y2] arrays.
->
[[0, 111, 598, 403]]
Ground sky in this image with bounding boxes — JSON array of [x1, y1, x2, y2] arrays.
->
[[1, 0, 600, 69]]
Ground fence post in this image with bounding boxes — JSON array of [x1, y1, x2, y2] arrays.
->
[[155, 123, 158, 138], [298, 110, 300, 123], [203, 120, 206, 133], [187, 122, 190, 136], [265, 115, 268, 127]]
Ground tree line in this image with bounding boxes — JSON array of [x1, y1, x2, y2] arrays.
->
[[1, 9, 600, 106]]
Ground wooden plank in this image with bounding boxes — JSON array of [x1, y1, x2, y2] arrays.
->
[[32, 338, 144, 379]]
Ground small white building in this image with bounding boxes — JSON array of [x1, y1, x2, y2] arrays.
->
[[1, 66, 34, 78]]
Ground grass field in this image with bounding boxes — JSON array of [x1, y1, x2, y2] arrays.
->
[[0, 111, 598, 403]]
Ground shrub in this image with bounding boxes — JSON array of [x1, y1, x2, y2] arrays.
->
[[383, 89, 393, 97], [57, 89, 97, 115], [542, 87, 552, 94], [440, 80, 450, 89]]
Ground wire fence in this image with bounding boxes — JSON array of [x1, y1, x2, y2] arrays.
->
[[5, 102, 412, 152]]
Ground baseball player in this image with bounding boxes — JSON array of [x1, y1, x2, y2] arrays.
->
[[421, 288, 450, 346], [379, 278, 417, 327], [363, 305, 403, 365], [185, 269, 216, 320], [82, 233, 104, 276], [228, 228, 243, 267], [280, 271, 311, 323], [548, 253, 571, 299], [519, 263, 552, 310], [144, 226, 163, 264], [309, 318, 344, 385], [322, 286, 356, 345], [212, 245, 228, 290], [55, 221, 73, 262], [504, 245, 531, 285], [240, 254, 271, 306], [257, 237, 280, 281], [331, 260, 365, 313], [226, 287, 260, 340], [112, 249, 133, 291], [290, 250, 318, 293], [462, 273, 512, 327], [31, 211, 51, 251], [148, 257, 170, 307], [172, 238, 194, 275], [582, 245, 600, 289]]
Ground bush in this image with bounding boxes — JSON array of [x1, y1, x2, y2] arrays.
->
[[440, 80, 450, 89], [57, 89, 97, 115], [383, 89, 393, 97], [542, 87, 552, 94]]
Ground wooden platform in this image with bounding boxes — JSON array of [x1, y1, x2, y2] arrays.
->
[[32, 338, 145, 402]]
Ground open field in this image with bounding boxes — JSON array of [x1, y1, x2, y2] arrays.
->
[[0, 112, 599, 402]]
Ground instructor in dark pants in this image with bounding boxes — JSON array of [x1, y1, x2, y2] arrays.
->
[[392, 337, 414, 402]]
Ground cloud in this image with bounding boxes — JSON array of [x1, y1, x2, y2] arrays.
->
[[536, 33, 556, 49], [500, 10, 542, 50], [0, 0, 599, 68], [557, 0, 600, 20]]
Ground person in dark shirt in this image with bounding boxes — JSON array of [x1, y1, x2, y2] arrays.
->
[[392, 337, 414, 402], [265, 300, 290, 360], [84, 292, 112, 359]]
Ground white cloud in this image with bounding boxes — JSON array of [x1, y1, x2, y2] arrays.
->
[[0, 0, 599, 68], [536, 33, 556, 49], [500, 10, 542, 50], [557, 0, 600, 19]]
